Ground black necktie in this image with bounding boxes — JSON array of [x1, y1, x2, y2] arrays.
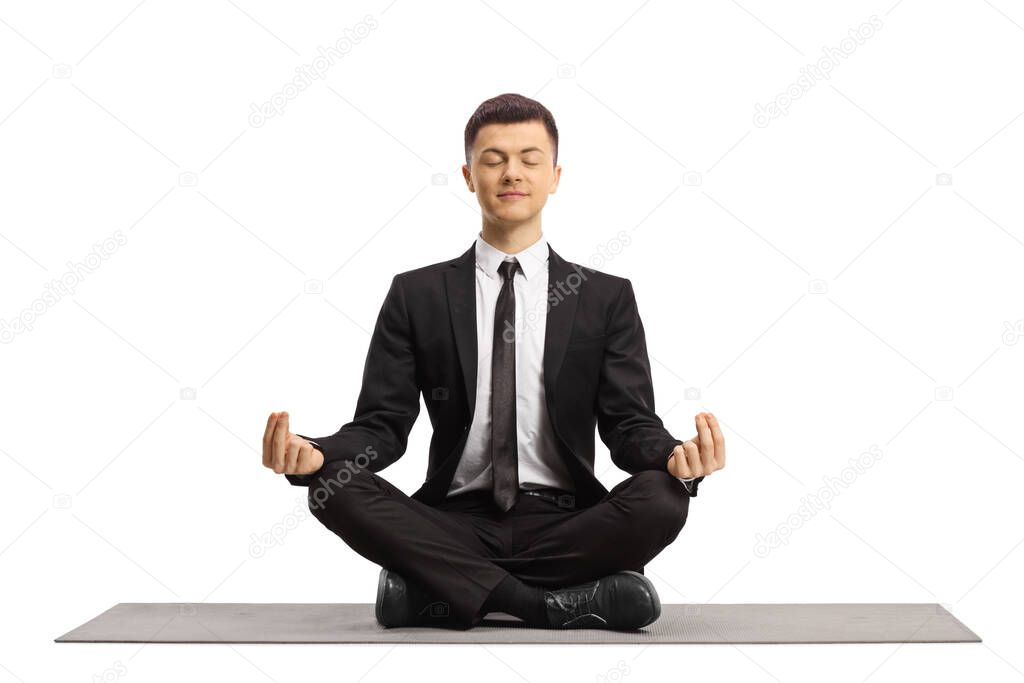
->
[[491, 258, 520, 512]]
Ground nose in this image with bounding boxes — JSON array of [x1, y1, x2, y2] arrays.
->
[[501, 163, 524, 182]]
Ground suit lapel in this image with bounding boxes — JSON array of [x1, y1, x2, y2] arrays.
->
[[445, 243, 478, 417], [542, 243, 579, 418], [443, 240, 580, 420]]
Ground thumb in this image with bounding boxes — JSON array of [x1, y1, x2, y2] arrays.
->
[[667, 448, 681, 476]]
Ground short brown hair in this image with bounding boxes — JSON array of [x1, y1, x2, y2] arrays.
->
[[464, 93, 559, 167]]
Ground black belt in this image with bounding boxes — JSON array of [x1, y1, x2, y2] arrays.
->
[[520, 488, 576, 509]]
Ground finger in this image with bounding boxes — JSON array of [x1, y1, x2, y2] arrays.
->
[[707, 412, 725, 470], [693, 414, 704, 451], [683, 440, 700, 477], [696, 413, 715, 472], [263, 412, 278, 468], [272, 411, 289, 473]]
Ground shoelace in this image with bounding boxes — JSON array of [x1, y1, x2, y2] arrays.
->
[[554, 583, 598, 621]]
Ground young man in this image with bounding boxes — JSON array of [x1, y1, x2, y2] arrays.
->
[[261, 93, 726, 630]]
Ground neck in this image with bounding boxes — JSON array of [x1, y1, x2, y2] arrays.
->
[[480, 219, 543, 255]]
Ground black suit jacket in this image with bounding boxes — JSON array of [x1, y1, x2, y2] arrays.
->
[[286, 241, 703, 507]]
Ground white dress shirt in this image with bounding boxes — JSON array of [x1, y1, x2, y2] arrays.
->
[[446, 231, 575, 497]]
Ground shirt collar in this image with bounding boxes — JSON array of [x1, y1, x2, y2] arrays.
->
[[475, 230, 549, 281]]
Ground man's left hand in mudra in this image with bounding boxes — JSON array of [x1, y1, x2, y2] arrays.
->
[[667, 412, 726, 479]]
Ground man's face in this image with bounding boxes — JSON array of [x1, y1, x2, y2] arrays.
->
[[462, 121, 561, 227]]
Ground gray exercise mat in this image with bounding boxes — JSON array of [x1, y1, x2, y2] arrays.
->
[[55, 603, 980, 644]]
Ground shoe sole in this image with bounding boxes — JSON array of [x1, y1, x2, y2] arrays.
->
[[375, 567, 391, 627]]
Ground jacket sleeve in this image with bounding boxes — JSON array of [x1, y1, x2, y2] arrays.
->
[[285, 274, 420, 486], [596, 278, 695, 480]]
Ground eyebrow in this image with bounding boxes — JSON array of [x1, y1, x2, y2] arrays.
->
[[480, 147, 546, 156]]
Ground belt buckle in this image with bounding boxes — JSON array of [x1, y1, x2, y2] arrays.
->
[[522, 489, 575, 509]]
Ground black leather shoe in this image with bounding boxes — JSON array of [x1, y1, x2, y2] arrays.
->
[[543, 570, 661, 629], [375, 567, 457, 628]]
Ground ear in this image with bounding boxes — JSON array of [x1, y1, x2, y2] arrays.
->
[[549, 164, 562, 193]]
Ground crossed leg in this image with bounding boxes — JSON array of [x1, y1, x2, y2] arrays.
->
[[306, 461, 691, 628], [492, 470, 692, 587], [306, 459, 510, 627]]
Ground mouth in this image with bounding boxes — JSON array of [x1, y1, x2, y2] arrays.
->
[[498, 192, 528, 198]]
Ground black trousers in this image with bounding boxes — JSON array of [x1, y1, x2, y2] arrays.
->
[[305, 459, 691, 628]]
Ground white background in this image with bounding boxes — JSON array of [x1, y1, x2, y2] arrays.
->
[[2, 0, 1022, 680]]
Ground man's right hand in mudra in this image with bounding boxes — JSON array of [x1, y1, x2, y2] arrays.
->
[[666, 412, 726, 479], [263, 411, 323, 475]]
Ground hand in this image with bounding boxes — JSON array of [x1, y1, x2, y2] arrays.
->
[[262, 411, 324, 475], [667, 412, 726, 479]]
